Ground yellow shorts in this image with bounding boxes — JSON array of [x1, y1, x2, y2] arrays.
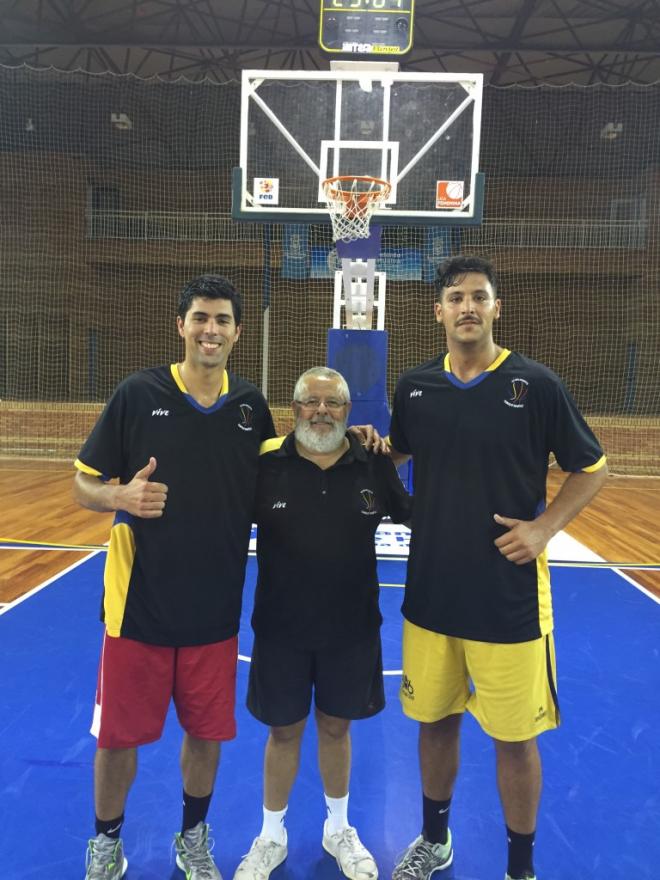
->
[[400, 620, 560, 742]]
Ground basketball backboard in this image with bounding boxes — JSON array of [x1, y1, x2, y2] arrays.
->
[[233, 66, 484, 227]]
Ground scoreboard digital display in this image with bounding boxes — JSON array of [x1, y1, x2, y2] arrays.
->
[[319, 0, 415, 56]]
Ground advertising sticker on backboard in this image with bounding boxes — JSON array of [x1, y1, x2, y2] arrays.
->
[[254, 178, 279, 205], [436, 180, 464, 209]]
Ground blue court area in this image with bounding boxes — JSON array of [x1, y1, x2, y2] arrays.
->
[[1, 553, 658, 879]]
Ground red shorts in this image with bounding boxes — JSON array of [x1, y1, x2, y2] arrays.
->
[[91, 632, 238, 749]]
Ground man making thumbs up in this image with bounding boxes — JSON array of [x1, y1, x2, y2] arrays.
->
[[73, 275, 276, 880]]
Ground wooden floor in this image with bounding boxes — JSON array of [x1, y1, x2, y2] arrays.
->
[[0, 460, 658, 605]]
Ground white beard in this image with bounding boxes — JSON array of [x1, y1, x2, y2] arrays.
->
[[295, 416, 347, 454]]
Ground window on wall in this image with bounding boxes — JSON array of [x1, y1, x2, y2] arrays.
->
[[86, 183, 122, 237], [609, 197, 646, 247], [3, 311, 70, 401], [88, 183, 121, 211]]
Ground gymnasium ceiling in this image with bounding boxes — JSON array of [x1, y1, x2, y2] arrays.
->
[[0, 0, 659, 86]]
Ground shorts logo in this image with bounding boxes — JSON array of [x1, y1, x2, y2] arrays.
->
[[401, 674, 415, 699], [534, 705, 546, 722], [360, 489, 378, 516], [238, 403, 253, 431], [272, 501, 286, 509], [410, 388, 423, 398], [151, 408, 169, 416], [504, 378, 529, 408]]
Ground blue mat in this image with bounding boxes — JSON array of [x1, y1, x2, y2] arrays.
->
[[0, 553, 658, 878]]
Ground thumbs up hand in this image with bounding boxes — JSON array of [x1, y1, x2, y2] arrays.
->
[[116, 457, 169, 518], [493, 513, 551, 565]]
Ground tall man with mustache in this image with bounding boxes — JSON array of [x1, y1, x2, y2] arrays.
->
[[388, 256, 607, 880]]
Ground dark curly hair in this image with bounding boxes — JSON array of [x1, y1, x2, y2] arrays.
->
[[435, 256, 498, 300], [177, 274, 243, 325]]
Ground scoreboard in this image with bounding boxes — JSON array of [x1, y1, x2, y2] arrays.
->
[[319, 0, 415, 56]]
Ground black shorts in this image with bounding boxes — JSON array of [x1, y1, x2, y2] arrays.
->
[[246, 631, 385, 727]]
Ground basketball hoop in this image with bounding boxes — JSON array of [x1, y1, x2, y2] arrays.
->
[[323, 175, 391, 242]]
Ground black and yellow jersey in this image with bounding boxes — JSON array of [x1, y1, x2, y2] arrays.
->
[[252, 432, 411, 649], [389, 349, 606, 644], [75, 364, 276, 646]]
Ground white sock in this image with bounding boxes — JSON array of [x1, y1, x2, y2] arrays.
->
[[325, 793, 349, 834], [260, 805, 287, 844]]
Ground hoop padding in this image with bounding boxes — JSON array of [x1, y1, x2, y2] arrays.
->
[[323, 176, 391, 242]]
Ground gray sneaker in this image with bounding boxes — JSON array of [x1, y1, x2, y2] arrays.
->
[[505, 874, 536, 879], [85, 834, 127, 879], [322, 821, 378, 880], [174, 821, 222, 879], [391, 831, 453, 879], [233, 833, 288, 879]]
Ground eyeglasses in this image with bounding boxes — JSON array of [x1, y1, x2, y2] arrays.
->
[[295, 398, 347, 411]]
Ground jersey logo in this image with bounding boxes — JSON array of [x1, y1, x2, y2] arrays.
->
[[409, 388, 423, 398], [272, 501, 286, 509], [238, 403, 253, 431], [504, 378, 529, 409], [360, 489, 378, 515], [151, 408, 169, 416]]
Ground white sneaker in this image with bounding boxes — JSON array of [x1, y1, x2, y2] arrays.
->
[[322, 821, 378, 880], [233, 832, 288, 880]]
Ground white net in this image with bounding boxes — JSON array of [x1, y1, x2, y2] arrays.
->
[[323, 176, 391, 242]]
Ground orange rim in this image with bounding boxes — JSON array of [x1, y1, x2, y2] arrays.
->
[[323, 175, 391, 205]]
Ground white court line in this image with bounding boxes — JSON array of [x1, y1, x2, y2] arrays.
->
[[3, 526, 656, 625], [0, 550, 103, 617], [548, 530, 660, 604], [0, 545, 104, 552], [610, 567, 660, 605]]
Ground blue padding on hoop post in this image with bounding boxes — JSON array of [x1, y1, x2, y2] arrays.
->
[[327, 328, 412, 489], [327, 328, 390, 436], [335, 225, 382, 259]]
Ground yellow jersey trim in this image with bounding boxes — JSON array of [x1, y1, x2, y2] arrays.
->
[[536, 546, 553, 635], [170, 363, 229, 398], [443, 348, 511, 374], [74, 458, 102, 477], [582, 454, 607, 473], [103, 521, 136, 637], [260, 436, 286, 455]]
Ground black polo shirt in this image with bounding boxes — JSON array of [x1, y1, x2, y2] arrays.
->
[[389, 349, 605, 644], [75, 364, 276, 646], [252, 432, 412, 648]]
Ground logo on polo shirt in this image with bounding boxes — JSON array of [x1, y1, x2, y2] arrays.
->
[[360, 489, 378, 515], [504, 378, 529, 408], [238, 403, 253, 431], [272, 501, 286, 509], [410, 388, 423, 398]]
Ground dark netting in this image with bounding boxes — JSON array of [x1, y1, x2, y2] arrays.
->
[[0, 66, 657, 473]]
